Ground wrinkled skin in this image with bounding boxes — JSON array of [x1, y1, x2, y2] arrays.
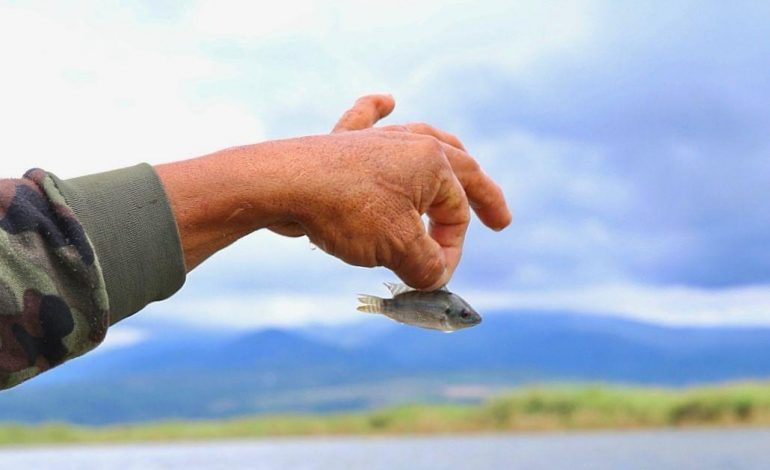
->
[[155, 95, 511, 290]]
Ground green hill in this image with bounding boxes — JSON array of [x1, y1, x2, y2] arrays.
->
[[3, 381, 770, 445]]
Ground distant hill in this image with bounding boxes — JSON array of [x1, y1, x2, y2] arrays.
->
[[3, 310, 770, 425]]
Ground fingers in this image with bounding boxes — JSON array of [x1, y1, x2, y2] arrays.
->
[[439, 143, 512, 230], [380, 122, 466, 151], [392, 169, 470, 291], [332, 94, 396, 133], [404, 122, 467, 151], [379, 123, 511, 229]]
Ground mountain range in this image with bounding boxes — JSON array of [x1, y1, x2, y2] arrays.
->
[[2, 310, 770, 424]]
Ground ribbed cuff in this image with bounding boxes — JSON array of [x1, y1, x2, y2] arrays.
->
[[50, 163, 186, 324]]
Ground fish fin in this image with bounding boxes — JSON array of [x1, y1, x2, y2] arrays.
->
[[357, 294, 384, 314], [384, 282, 414, 296], [437, 285, 449, 292]]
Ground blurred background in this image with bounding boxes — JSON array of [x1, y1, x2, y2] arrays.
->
[[1, 0, 770, 468]]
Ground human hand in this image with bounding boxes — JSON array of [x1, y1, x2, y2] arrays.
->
[[267, 95, 511, 289], [332, 94, 511, 231]]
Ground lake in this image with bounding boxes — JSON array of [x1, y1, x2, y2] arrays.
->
[[1, 427, 768, 469]]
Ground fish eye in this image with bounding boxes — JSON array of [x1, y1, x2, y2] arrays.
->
[[460, 310, 471, 319]]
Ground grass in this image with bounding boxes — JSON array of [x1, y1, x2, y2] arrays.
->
[[3, 381, 770, 445]]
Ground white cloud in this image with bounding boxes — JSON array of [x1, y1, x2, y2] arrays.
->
[[2, 1, 762, 331], [0, 0, 596, 175], [94, 326, 149, 352], [189, 0, 324, 39], [0, 2, 264, 178], [139, 280, 770, 329], [147, 291, 360, 329], [471, 284, 770, 327]]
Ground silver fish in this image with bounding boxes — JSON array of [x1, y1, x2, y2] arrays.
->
[[357, 282, 482, 332]]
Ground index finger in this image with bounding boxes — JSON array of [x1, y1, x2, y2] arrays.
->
[[332, 94, 396, 133], [441, 143, 512, 231]]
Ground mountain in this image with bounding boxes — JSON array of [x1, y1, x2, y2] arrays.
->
[[3, 310, 770, 425]]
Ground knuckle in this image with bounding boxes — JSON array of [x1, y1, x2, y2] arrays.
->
[[479, 178, 504, 204], [455, 198, 472, 222], [412, 160, 443, 186], [465, 170, 483, 192], [410, 122, 432, 133], [447, 132, 466, 150], [365, 96, 381, 109], [359, 95, 386, 111], [466, 156, 481, 173], [382, 124, 408, 132], [448, 193, 471, 221], [417, 135, 443, 156]]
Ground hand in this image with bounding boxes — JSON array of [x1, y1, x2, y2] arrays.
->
[[267, 95, 511, 289], [270, 95, 510, 236], [332, 95, 511, 231]]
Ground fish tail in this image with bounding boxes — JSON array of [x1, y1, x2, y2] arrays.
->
[[357, 294, 384, 314]]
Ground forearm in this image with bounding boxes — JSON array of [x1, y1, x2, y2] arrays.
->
[[154, 140, 296, 271]]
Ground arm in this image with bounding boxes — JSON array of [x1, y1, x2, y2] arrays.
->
[[0, 95, 510, 389], [156, 95, 511, 289]]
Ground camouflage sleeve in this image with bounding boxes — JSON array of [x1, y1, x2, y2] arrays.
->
[[0, 164, 186, 389]]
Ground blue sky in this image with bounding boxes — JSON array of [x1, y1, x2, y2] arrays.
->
[[1, 0, 768, 337]]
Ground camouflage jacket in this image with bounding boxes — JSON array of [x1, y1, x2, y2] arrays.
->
[[0, 164, 186, 389]]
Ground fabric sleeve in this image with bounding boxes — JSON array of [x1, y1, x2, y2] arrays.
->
[[0, 165, 186, 389], [51, 164, 186, 324]]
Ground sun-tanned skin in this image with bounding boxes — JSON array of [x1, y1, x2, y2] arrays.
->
[[154, 95, 512, 291]]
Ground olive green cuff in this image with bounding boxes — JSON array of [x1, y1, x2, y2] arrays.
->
[[50, 163, 186, 324]]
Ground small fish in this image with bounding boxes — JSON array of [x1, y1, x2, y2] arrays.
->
[[357, 282, 482, 332]]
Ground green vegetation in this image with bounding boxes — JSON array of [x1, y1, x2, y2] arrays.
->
[[3, 381, 770, 445]]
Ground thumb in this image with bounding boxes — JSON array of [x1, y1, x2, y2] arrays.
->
[[391, 228, 450, 291]]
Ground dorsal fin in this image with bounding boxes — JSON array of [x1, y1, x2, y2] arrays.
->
[[437, 285, 449, 292], [384, 282, 415, 296]]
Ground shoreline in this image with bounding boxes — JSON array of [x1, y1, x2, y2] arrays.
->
[[3, 381, 770, 446], [5, 425, 770, 450]]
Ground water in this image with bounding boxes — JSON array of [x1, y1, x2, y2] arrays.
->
[[2, 428, 768, 469]]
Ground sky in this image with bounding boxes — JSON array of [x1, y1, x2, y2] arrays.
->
[[1, 0, 769, 337]]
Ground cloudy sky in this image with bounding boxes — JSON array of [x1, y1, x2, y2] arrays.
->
[[1, 0, 768, 334]]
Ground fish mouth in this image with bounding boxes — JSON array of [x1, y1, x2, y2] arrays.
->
[[460, 309, 482, 326]]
